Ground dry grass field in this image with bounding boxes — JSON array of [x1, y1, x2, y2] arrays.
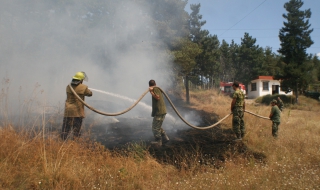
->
[[0, 89, 319, 189]]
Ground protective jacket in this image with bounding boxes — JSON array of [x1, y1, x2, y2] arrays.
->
[[64, 83, 92, 118]]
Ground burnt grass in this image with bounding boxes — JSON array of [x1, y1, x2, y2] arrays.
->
[[88, 99, 266, 170]]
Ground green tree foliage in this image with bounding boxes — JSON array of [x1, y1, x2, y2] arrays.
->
[[236, 33, 264, 85], [172, 38, 202, 103], [198, 35, 221, 88], [229, 40, 240, 82], [306, 55, 320, 92], [187, 3, 210, 87], [219, 40, 235, 82], [260, 47, 282, 76], [277, 0, 314, 103], [188, 4, 209, 43], [173, 39, 202, 74], [314, 56, 320, 81], [170, 3, 210, 103]]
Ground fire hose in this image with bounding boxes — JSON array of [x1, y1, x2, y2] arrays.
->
[[68, 84, 270, 130]]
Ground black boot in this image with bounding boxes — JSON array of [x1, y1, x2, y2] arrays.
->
[[151, 138, 162, 146], [161, 133, 170, 144]]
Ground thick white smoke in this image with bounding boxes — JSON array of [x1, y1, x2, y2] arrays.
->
[[0, 1, 173, 117], [0, 1, 205, 146]]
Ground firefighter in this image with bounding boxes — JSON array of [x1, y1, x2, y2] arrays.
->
[[149, 79, 169, 146], [61, 71, 92, 140], [231, 81, 246, 141], [277, 97, 284, 112], [269, 99, 281, 138]]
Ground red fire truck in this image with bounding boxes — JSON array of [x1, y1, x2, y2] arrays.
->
[[219, 82, 246, 96]]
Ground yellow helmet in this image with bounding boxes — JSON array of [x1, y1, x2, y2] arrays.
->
[[72, 71, 88, 81]]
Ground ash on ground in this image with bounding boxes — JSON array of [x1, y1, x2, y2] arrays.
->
[[83, 99, 266, 169]]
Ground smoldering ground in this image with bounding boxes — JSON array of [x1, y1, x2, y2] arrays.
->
[[83, 93, 203, 147], [81, 97, 266, 169]]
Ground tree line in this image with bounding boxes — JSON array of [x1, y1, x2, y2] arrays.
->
[[171, 0, 319, 104]]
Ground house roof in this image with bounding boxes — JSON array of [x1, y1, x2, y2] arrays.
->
[[256, 76, 273, 80]]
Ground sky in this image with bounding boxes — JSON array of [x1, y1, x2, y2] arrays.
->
[[186, 0, 320, 57]]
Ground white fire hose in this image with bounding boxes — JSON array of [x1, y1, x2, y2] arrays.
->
[[68, 84, 270, 130]]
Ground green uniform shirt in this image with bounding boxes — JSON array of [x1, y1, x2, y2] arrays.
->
[[270, 105, 281, 123], [278, 99, 284, 109], [232, 89, 245, 107], [151, 87, 167, 117]]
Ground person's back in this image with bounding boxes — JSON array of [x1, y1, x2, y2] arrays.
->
[[61, 72, 92, 140], [277, 97, 284, 111], [64, 83, 92, 118], [270, 104, 281, 123], [233, 89, 245, 107], [269, 99, 281, 138], [151, 87, 166, 117]]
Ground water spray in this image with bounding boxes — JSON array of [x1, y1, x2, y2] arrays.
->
[[89, 88, 176, 121], [89, 88, 151, 111]]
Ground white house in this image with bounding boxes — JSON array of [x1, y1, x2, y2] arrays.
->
[[247, 76, 292, 99]]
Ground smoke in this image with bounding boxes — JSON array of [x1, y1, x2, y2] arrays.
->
[[0, 1, 173, 117], [0, 1, 206, 146]]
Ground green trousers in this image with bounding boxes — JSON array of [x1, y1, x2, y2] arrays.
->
[[272, 122, 280, 138], [152, 114, 166, 140], [232, 107, 245, 138]]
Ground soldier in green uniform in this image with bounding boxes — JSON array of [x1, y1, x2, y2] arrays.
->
[[231, 81, 246, 141], [61, 71, 92, 140], [277, 97, 284, 112], [269, 99, 281, 138], [149, 79, 169, 146]]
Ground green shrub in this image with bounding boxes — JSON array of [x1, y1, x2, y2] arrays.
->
[[255, 94, 295, 105], [304, 91, 320, 100]]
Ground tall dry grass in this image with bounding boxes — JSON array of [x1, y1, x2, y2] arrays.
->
[[182, 90, 320, 189], [0, 87, 319, 189]]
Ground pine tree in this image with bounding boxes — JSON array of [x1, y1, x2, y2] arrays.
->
[[237, 33, 264, 85], [188, 4, 209, 44], [229, 40, 240, 82], [278, 0, 314, 103], [260, 47, 281, 77], [199, 34, 221, 89], [172, 38, 202, 103], [188, 3, 210, 87], [219, 40, 233, 82]]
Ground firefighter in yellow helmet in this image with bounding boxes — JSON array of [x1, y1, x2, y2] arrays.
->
[[61, 71, 92, 140]]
